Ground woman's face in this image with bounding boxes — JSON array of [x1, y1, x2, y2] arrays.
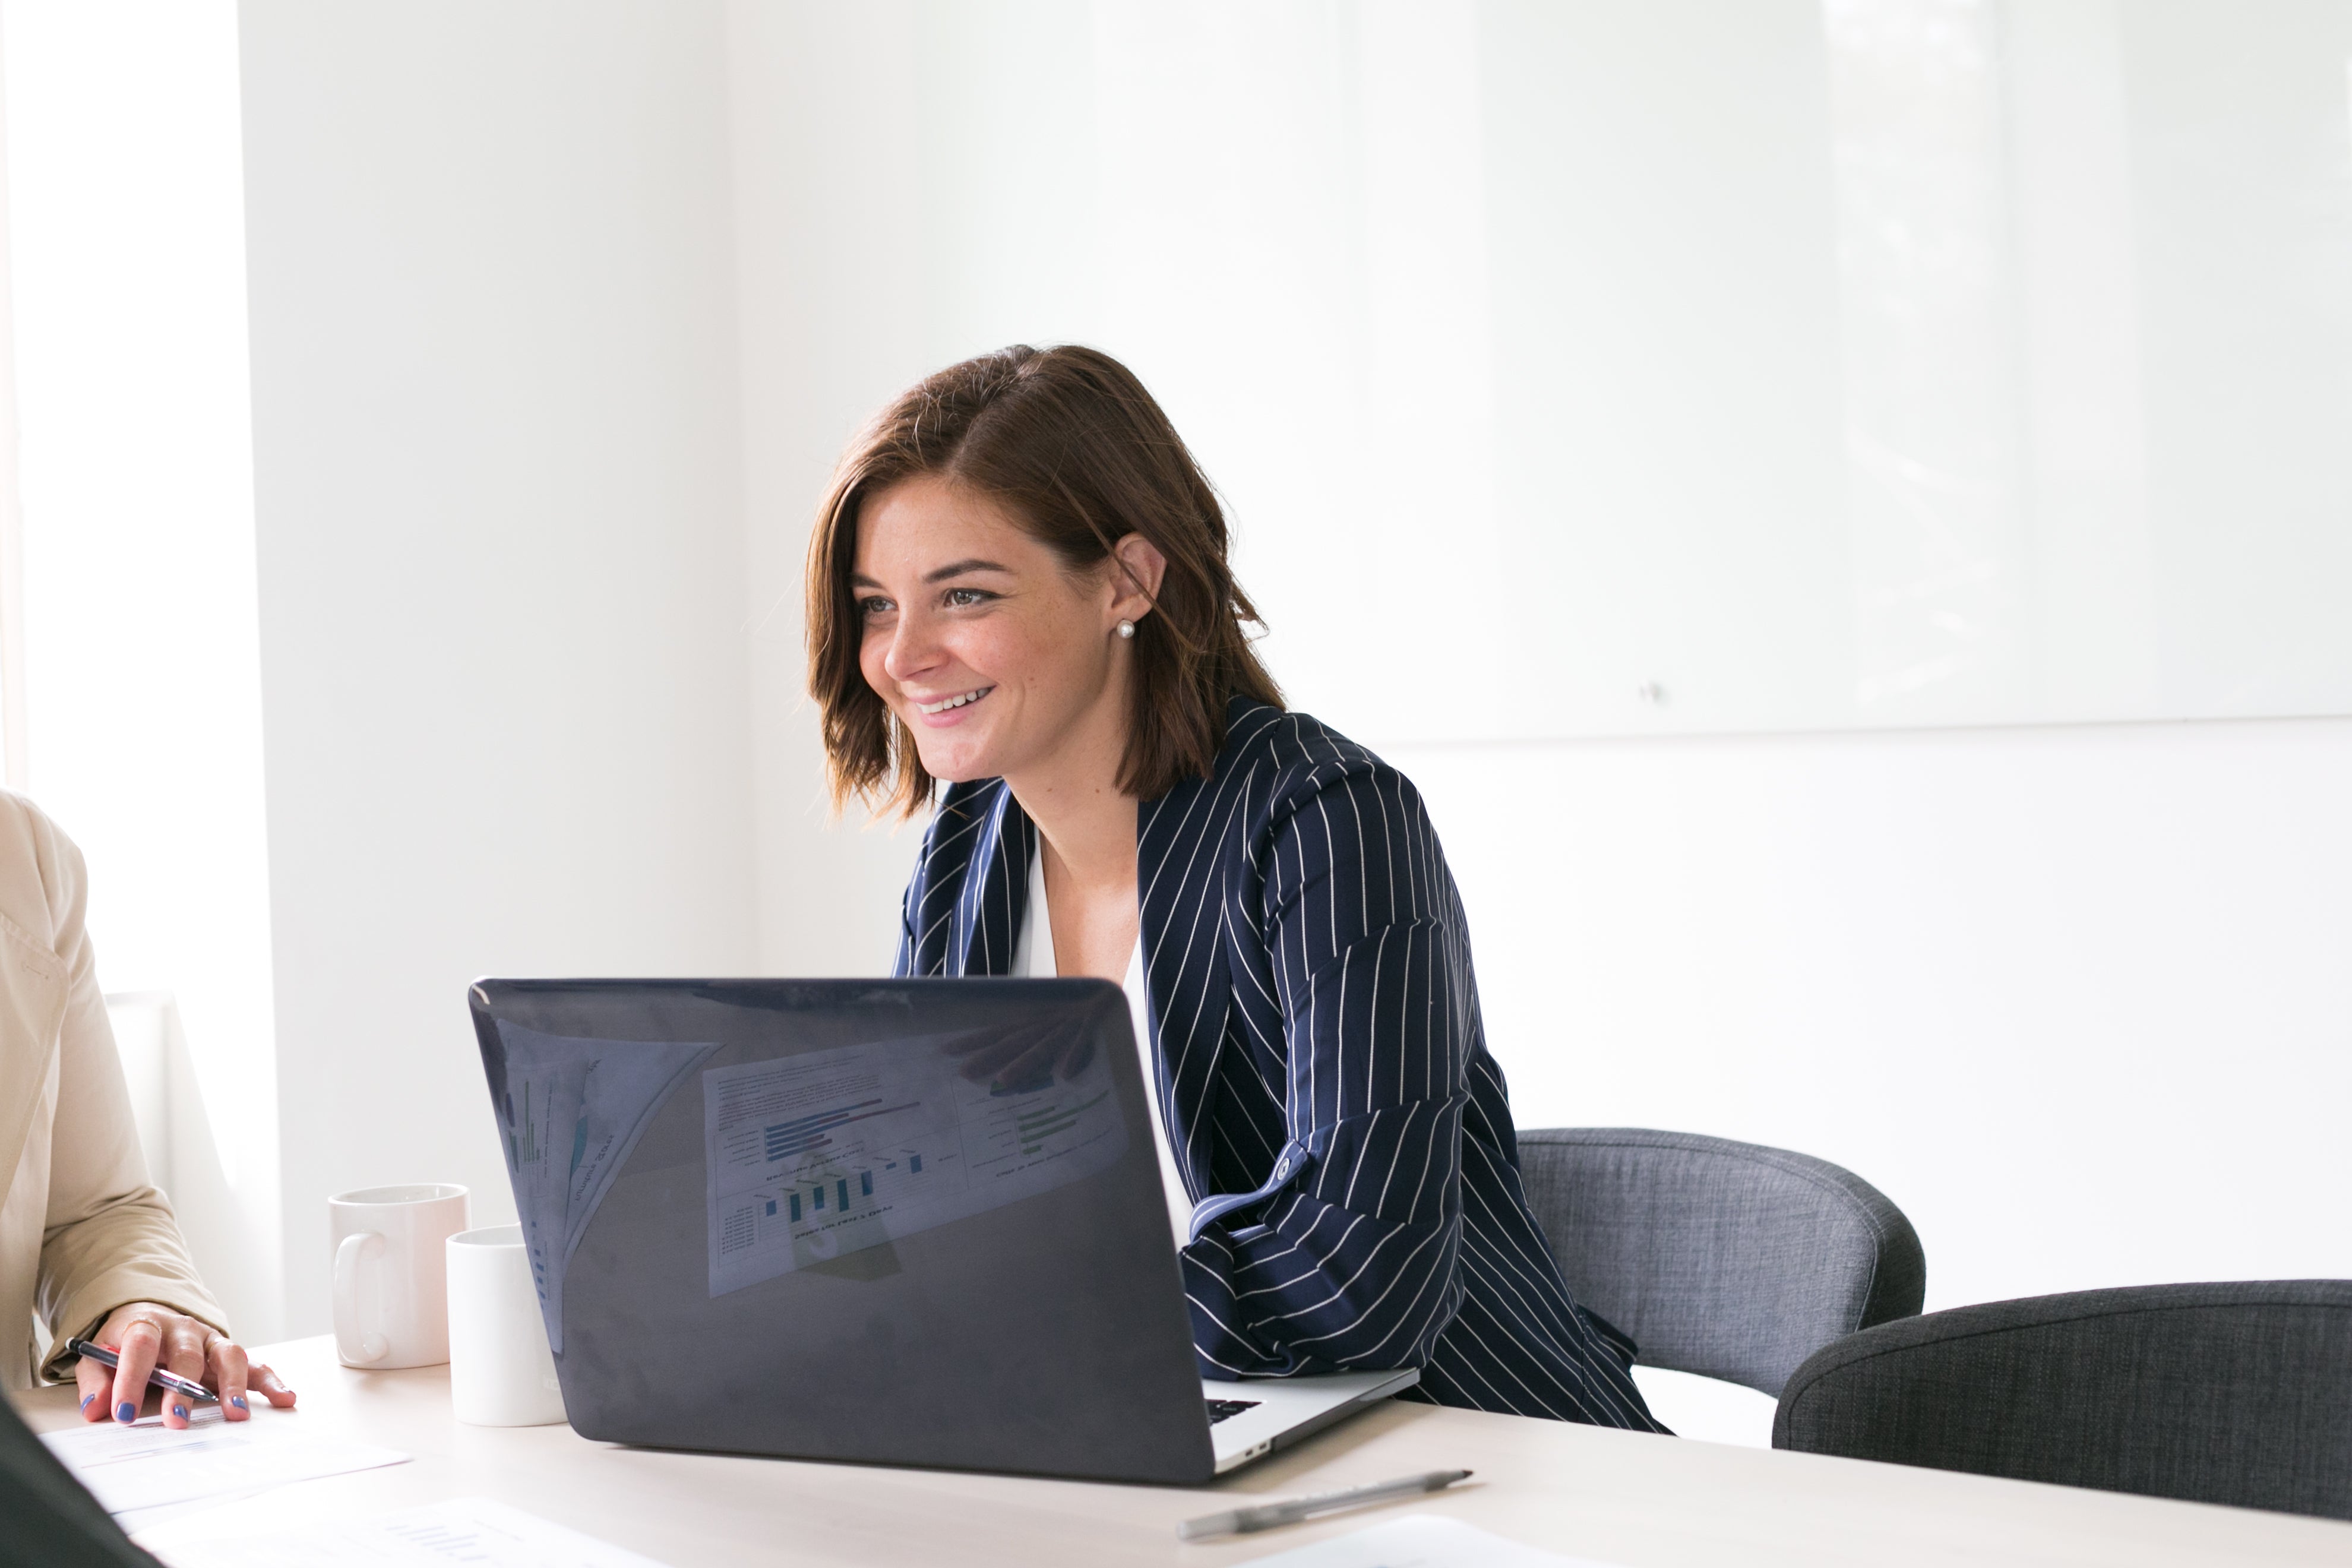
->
[[852, 474, 1142, 788]]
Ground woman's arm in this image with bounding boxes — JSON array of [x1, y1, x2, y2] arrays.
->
[[23, 808, 226, 1383], [1178, 763, 1472, 1377]]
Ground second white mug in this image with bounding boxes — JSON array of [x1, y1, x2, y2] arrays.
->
[[328, 1183, 470, 1368], [447, 1224, 566, 1427]]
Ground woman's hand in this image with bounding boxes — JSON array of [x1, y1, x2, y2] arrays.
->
[[74, 1302, 297, 1428]]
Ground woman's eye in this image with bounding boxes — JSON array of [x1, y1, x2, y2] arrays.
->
[[856, 595, 893, 618], [944, 587, 994, 608]]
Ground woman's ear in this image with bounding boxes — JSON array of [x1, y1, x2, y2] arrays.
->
[[1108, 533, 1168, 624]]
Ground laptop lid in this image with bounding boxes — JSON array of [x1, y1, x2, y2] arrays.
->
[[467, 976, 1217, 1484]]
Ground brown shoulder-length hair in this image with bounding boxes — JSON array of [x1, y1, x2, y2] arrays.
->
[[807, 344, 1282, 818]]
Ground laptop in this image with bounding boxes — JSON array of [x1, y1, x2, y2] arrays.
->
[[466, 976, 1417, 1484]]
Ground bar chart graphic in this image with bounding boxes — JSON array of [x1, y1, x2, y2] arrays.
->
[[704, 1025, 1130, 1297]]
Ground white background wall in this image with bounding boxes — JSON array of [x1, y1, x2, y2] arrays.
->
[[10, 0, 2337, 1343], [0, 0, 283, 1338], [726, 1, 931, 980], [722, 0, 2352, 745], [1399, 717, 2352, 1314], [239, 0, 760, 1332], [718, 0, 2352, 1322]]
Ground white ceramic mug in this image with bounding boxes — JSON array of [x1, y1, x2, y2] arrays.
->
[[446, 1224, 567, 1427], [328, 1183, 470, 1368]]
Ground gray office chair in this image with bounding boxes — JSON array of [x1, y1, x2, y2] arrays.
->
[[1774, 1280, 2352, 1520], [1517, 1127, 1926, 1396]]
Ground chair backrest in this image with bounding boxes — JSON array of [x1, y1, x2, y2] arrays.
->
[[1772, 1280, 2352, 1521], [1516, 1127, 1925, 1396]]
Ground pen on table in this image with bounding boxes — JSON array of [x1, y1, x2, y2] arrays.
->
[[66, 1338, 218, 1409], [1178, 1468, 1473, 1541]]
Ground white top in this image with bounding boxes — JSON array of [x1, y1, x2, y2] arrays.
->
[[1010, 846, 1196, 1246]]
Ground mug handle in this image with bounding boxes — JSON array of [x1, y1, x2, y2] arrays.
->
[[333, 1231, 390, 1365]]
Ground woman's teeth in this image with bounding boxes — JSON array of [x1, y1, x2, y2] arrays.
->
[[916, 687, 991, 715]]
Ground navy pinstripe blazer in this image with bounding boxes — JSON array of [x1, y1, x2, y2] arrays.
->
[[896, 698, 1665, 1427]]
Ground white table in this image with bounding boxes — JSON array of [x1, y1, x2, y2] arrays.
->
[[14, 1335, 2350, 1566]]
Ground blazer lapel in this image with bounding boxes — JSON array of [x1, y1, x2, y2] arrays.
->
[[1137, 777, 1234, 1211], [949, 785, 1030, 978]]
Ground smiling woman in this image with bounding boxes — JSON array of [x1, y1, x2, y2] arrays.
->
[[802, 345, 1664, 1427], [806, 344, 1281, 821]]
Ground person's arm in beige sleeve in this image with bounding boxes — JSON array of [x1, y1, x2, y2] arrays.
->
[[0, 795, 292, 1424]]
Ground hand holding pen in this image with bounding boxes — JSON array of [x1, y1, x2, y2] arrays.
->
[[69, 1303, 296, 1429]]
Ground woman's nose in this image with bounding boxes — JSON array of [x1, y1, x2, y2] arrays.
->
[[882, 611, 943, 684]]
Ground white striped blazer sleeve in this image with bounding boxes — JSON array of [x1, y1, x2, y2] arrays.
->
[[1175, 760, 1469, 1376]]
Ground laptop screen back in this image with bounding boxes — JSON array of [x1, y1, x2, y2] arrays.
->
[[467, 977, 1215, 1483]]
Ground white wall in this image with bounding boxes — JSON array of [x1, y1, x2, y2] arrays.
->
[[726, 1, 925, 978], [1395, 716, 2352, 1312], [1, 0, 283, 1339], [715, 1, 2352, 744], [238, 0, 759, 1333], [716, 2, 2352, 1317], [214, 1, 2351, 1345]]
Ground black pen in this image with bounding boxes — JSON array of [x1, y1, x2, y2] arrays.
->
[[67, 1338, 218, 1406], [1179, 1468, 1474, 1540]]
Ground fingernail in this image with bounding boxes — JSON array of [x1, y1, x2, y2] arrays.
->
[[172, 1404, 188, 1419], [116, 1402, 135, 1422], [80, 1394, 94, 1409], [231, 1396, 246, 1409]]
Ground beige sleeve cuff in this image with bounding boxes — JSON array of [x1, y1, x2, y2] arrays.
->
[[37, 1194, 230, 1383]]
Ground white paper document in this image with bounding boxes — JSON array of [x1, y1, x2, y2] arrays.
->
[[40, 1406, 409, 1517], [703, 1028, 1128, 1297], [1241, 1515, 1627, 1567], [156, 1496, 671, 1567]]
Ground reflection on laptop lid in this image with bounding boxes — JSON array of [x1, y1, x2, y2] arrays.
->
[[468, 977, 1412, 1485]]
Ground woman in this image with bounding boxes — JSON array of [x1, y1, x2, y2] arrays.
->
[[807, 345, 1662, 1427], [0, 793, 293, 1425]]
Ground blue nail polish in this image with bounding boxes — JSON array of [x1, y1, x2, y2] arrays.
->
[[172, 1404, 187, 1419], [231, 1395, 247, 1410], [80, 1394, 93, 1409], [116, 1402, 135, 1422]]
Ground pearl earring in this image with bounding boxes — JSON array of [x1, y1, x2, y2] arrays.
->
[[1117, 619, 1135, 640]]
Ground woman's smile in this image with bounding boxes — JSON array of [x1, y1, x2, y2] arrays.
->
[[911, 685, 996, 722]]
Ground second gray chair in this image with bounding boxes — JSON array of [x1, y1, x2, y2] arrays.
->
[[1517, 1127, 1925, 1397], [1774, 1280, 2352, 1520]]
